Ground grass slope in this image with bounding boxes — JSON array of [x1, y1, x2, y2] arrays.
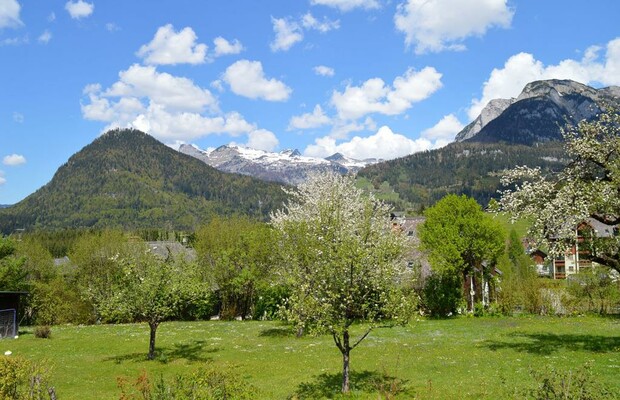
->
[[2, 316, 620, 399]]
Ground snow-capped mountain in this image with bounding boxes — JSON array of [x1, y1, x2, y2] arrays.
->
[[178, 144, 379, 186]]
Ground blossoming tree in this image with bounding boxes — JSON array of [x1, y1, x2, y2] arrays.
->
[[271, 172, 413, 393], [496, 110, 620, 271]]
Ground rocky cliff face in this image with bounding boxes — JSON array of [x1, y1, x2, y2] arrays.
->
[[455, 80, 620, 145], [179, 144, 377, 186]]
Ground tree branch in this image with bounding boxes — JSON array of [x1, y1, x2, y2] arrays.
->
[[351, 327, 373, 350]]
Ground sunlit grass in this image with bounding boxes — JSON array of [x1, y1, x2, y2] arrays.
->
[[2, 315, 619, 399]]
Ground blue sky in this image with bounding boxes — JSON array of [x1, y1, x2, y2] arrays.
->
[[1, 0, 619, 204]]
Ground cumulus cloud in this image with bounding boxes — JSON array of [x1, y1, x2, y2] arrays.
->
[[310, 0, 380, 12], [301, 13, 340, 33], [222, 60, 292, 101], [246, 129, 279, 151], [395, 0, 513, 54], [270, 17, 303, 52], [421, 114, 464, 146], [213, 37, 243, 57], [0, 0, 22, 28], [314, 65, 335, 77], [271, 13, 339, 52], [331, 67, 442, 120], [468, 37, 620, 119], [3, 154, 26, 166], [288, 105, 331, 130], [65, 0, 94, 19], [81, 65, 261, 142], [137, 24, 208, 65], [304, 126, 435, 159], [38, 30, 52, 44]]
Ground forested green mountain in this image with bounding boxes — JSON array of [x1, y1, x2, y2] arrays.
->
[[357, 141, 567, 211], [0, 129, 288, 233]]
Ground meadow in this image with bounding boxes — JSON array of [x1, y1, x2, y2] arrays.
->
[[2, 315, 620, 399]]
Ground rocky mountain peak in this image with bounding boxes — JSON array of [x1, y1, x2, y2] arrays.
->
[[455, 79, 620, 145]]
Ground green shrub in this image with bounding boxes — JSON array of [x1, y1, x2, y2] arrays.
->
[[0, 356, 54, 400], [34, 326, 52, 339], [420, 271, 463, 317], [117, 362, 258, 399], [524, 363, 617, 399], [253, 284, 289, 320]]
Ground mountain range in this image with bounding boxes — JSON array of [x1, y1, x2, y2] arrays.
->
[[1, 79, 618, 232], [0, 129, 288, 233], [178, 143, 379, 186]]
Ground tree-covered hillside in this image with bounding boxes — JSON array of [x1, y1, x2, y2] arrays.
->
[[357, 141, 567, 210], [0, 129, 289, 233]]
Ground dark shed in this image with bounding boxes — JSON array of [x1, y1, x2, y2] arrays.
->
[[0, 291, 27, 339]]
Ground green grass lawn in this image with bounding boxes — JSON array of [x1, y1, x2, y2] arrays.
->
[[2, 316, 620, 399]]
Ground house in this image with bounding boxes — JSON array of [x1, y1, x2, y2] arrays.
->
[[550, 218, 617, 279]]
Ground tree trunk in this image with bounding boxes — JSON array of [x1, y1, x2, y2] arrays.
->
[[148, 321, 159, 360], [341, 330, 350, 393]]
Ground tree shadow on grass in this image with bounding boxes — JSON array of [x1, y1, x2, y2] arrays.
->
[[259, 326, 295, 338], [292, 370, 412, 399], [485, 332, 620, 356], [105, 340, 219, 364]]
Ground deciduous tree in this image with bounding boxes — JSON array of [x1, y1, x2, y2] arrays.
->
[[271, 172, 413, 393], [497, 110, 620, 272]]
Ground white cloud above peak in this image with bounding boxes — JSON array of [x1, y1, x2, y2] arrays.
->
[[395, 0, 513, 54], [304, 126, 433, 160], [137, 24, 208, 65], [331, 66, 442, 120], [468, 37, 620, 119], [0, 0, 22, 29], [310, 0, 380, 12], [223, 60, 292, 101], [288, 105, 331, 130], [3, 154, 26, 166], [65, 0, 94, 20]]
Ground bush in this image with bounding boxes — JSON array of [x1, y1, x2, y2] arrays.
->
[[420, 271, 463, 317], [34, 326, 52, 339], [0, 355, 55, 400], [117, 363, 258, 399], [253, 284, 289, 320], [524, 363, 617, 399]]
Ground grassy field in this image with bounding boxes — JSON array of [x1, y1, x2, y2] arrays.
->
[[2, 316, 620, 399]]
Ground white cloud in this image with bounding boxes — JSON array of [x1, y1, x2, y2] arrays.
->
[[305, 126, 434, 159], [38, 30, 52, 44], [468, 37, 620, 119], [137, 24, 208, 65], [106, 22, 120, 32], [12, 112, 23, 123], [270, 17, 303, 52], [0, 35, 27, 46], [223, 60, 292, 101], [246, 129, 279, 151], [288, 105, 331, 130], [301, 13, 340, 33], [394, 0, 513, 54], [0, 171, 5, 185], [421, 114, 464, 146], [47, 12, 56, 22], [213, 37, 243, 57], [331, 66, 442, 120], [330, 117, 376, 139], [310, 0, 380, 12], [65, 0, 94, 20], [3, 154, 26, 166], [81, 65, 261, 142], [314, 65, 335, 77], [0, 0, 22, 29]]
